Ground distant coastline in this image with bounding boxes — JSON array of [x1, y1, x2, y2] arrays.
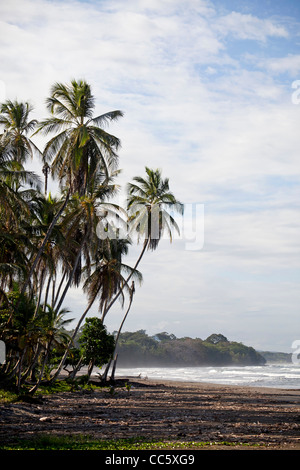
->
[[259, 350, 292, 364]]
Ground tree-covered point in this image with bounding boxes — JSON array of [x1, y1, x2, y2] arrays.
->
[[115, 330, 266, 367]]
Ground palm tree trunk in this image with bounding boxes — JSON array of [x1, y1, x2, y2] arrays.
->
[[29, 342, 51, 394], [101, 359, 112, 383], [102, 238, 148, 321], [109, 286, 134, 382], [51, 276, 56, 307], [16, 348, 27, 391], [110, 353, 118, 382], [43, 273, 52, 312], [50, 285, 101, 381], [54, 232, 88, 314], [52, 271, 67, 308], [21, 342, 42, 384], [33, 272, 45, 319]]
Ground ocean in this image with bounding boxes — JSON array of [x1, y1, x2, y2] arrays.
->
[[108, 363, 300, 389]]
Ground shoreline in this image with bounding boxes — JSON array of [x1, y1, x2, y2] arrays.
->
[[121, 376, 300, 395], [1, 377, 300, 450], [111, 362, 300, 391], [115, 373, 300, 393]]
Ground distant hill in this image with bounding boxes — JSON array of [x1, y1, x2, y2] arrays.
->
[[115, 330, 266, 367], [259, 351, 292, 364]]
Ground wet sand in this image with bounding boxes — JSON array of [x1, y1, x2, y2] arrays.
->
[[0, 378, 299, 449]]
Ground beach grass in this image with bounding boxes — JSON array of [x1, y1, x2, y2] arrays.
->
[[0, 378, 105, 404], [0, 435, 262, 450]]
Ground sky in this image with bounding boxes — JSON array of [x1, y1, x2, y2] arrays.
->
[[0, 0, 300, 352]]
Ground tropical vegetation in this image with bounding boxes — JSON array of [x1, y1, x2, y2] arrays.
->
[[115, 330, 266, 367], [0, 79, 183, 394]]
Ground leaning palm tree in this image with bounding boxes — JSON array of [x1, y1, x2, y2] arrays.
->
[[103, 167, 183, 380], [127, 166, 183, 248], [102, 167, 184, 319], [20, 79, 123, 296], [51, 237, 142, 381]]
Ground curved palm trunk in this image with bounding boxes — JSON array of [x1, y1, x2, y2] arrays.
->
[[102, 238, 148, 321], [50, 285, 101, 381], [54, 232, 88, 314], [29, 341, 51, 394], [43, 273, 52, 312], [20, 342, 42, 384], [109, 286, 134, 382], [33, 272, 46, 319], [52, 271, 67, 308]]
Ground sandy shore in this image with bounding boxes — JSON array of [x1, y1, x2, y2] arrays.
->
[[0, 377, 299, 450]]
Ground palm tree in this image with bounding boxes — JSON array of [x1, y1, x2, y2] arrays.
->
[[51, 236, 142, 381], [0, 100, 42, 225], [102, 167, 183, 380], [0, 101, 42, 302], [0, 100, 41, 165], [28, 193, 68, 316], [102, 167, 183, 319], [21, 79, 123, 296], [29, 304, 73, 393], [53, 170, 124, 314], [36, 79, 123, 195]]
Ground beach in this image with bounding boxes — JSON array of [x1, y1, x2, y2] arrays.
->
[[0, 378, 299, 450]]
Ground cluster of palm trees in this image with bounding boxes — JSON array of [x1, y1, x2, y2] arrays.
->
[[0, 79, 183, 392]]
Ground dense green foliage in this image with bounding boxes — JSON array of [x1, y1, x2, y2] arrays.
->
[[116, 330, 266, 367], [78, 317, 115, 378], [0, 80, 182, 393]]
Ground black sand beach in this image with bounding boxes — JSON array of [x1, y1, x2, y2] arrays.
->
[[0, 378, 299, 450]]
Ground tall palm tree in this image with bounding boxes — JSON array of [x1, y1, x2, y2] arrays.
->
[[36, 79, 123, 196], [21, 80, 123, 296], [53, 170, 124, 315], [28, 193, 68, 316], [102, 167, 183, 319], [103, 168, 183, 380]]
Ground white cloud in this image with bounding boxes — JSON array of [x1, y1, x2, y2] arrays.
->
[[0, 0, 299, 352], [263, 54, 300, 76], [214, 11, 289, 41]]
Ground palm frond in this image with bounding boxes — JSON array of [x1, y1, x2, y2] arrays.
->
[[88, 110, 124, 127]]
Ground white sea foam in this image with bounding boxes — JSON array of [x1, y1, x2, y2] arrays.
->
[[98, 363, 300, 389]]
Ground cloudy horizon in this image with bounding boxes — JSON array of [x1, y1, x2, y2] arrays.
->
[[1, 0, 300, 353]]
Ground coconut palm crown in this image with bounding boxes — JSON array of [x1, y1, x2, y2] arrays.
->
[[127, 166, 184, 251], [35, 79, 123, 196]]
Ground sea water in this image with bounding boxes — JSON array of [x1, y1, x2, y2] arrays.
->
[[107, 364, 300, 389]]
